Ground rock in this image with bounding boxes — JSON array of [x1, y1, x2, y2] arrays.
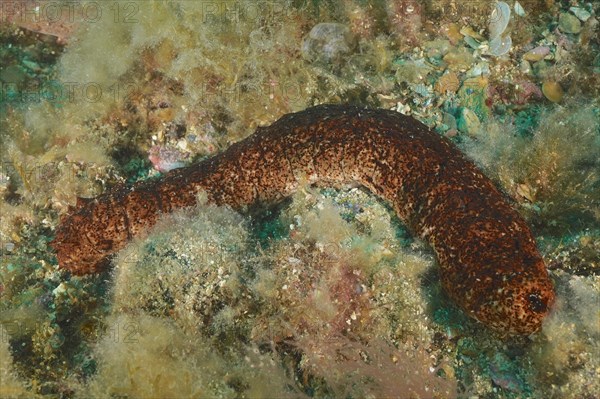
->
[[443, 47, 474, 71], [445, 128, 458, 138], [442, 112, 457, 131], [514, 1, 526, 17], [466, 62, 491, 78], [569, 7, 591, 22], [523, 46, 550, 62], [532, 60, 549, 78], [301, 23, 357, 65], [542, 81, 564, 103], [513, 79, 543, 105], [457, 76, 490, 120], [559, 12, 582, 34], [22, 59, 42, 73], [460, 26, 485, 41], [395, 59, 433, 84], [464, 36, 482, 50], [435, 72, 460, 94], [462, 76, 488, 90], [424, 39, 451, 59], [457, 108, 481, 136], [444, 23, 463, 44], [520, 60, 531, 74]]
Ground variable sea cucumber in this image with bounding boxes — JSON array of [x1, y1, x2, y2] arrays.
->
[[50, 104, 555, 335]]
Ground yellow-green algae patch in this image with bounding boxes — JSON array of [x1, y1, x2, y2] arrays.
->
[[111, 192, 250, 340], [78, 313, 299, 399], [0, 325, 33, 398], [460, 104, 600, 231], [106, 188, 456, 398]]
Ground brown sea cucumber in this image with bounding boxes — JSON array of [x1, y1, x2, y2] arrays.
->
[[50, 104, 555, 335]]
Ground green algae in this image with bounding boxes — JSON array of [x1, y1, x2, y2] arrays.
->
[[120, 156, 153, 184], [0, 27, 63, 117], [457, 81, 490, 124], [514, 105, 544, 137]]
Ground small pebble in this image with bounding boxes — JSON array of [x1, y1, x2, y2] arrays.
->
[[148, 145, 189, 172], [516, 183, 535, 202], [523, 46, 550, 62], [395, 59, 433, 84], [532, 60, 549, 78], [460, 26, 485, 41], [569, 7, 591, 22], [22, 59, 42, 72], [559, 12, 582, 34], [513, 79, 543, 104], [0, 172, 9, 192], [489, 353, 523, 392], [466, 62, 490, 78], [443, 47, 474, 71], [435, 72, 460, 94], [444, 128, 458, 138], [176, 139, 188, 150], [464, 36, 481, 50], [444, 23, 463, 44], [542, 81, 564, 103], [424, 39, 451, 59], [579, 235, 592, 247], [187, 134, 197, 143], [514, 1, 526, 17], [457, 108, 481, 136], [442, 112, 457, 130], [462, 75, 488, 90]]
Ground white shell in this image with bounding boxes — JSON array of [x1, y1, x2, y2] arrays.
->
[[489, 1, 511, 40], [514, 1, 526, 17], [301, 23, 356, 64], [489, 35, 512, 57]]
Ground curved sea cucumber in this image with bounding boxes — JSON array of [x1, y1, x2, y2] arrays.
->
[[50, 104, 554, 335]]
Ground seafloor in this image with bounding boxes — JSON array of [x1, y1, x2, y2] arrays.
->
[[0, 1, 599, 398]]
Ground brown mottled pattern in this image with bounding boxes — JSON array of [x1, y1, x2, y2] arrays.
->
[[50, 104, 555, 335]]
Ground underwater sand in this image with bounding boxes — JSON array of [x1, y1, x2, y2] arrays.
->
[[1, 1, 599, 398]]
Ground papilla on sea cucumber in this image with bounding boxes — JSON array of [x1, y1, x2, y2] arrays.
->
[[50, 104, 555, 335]]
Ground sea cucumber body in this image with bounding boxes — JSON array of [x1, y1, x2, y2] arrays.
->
[[51, 104, 554, 335]]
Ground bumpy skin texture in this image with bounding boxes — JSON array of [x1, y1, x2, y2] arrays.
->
[[51, 104, 555, 335]]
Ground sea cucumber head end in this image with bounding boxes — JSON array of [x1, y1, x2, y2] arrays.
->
[[471, 264, 556, 336], [508, 272, 555, 335]]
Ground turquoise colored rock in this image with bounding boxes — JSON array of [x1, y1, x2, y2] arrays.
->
[[457, 76, 490, 122]]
